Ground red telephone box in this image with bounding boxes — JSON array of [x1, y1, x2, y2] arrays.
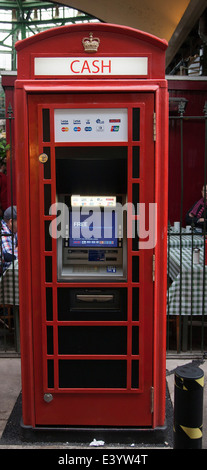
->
[[15, 23, 168, 431]]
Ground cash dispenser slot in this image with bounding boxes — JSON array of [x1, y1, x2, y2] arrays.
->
[[76, 294, 114, 303], [56, 288, 128, 321], [70, 288, 120, 311]]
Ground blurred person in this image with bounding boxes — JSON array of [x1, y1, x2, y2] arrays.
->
[[1, 206, 18, 271], [0, 159, 7, 217], [186, 185, 207, 229]]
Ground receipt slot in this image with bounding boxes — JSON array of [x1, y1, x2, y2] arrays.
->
[[15, 23, 168, 431]]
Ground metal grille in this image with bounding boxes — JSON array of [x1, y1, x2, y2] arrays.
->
[[0, 103, 20, 355], [167, 98, 207, 355]]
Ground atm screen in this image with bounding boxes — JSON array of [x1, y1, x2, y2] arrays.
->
[[69, 210, 118, 248]]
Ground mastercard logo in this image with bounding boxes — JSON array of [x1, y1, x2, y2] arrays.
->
[[61, 127, 69, 132]]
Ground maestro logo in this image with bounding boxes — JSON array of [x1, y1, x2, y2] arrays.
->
[[73, 127, 81, 132]]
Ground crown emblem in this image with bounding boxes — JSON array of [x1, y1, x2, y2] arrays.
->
[[82, 32, 100, 53]]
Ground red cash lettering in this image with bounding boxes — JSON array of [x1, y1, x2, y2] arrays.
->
[[70, 60, 80, 73], [81, 60, 91, 73], [92, 60, 100, 73]]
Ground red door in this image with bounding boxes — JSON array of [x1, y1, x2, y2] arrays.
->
[[28, 92, 155, 426]]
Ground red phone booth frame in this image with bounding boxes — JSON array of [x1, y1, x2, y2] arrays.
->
[[15, 23, 168, 430]]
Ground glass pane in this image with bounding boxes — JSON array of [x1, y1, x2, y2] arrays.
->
[[43, 147, 51, 179], [58, 326, 127, 355], [132, 147, 140, 178], [59, 360, 127, 388], [131, 360, 139, 388], [45, 220, 52, 251], [45, 257, 52, 282], [47, 360, 54, 388], [132, 220, 139, 251], [42, 109, 50, 142], [132, 257, 139, 282], [46, 287, 53, 321], [132, 108, 140, 141], [132, 326, 139, 355], [47, 326, 53, 354], [132, 288, 139, 321], [132, 184, 139, 214], [44, 184, 51, 215]]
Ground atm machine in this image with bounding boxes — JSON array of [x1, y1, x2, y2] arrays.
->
[[57, 194, 127, 280]]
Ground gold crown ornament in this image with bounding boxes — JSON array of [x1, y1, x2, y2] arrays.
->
[[82, 32, 100, 53]]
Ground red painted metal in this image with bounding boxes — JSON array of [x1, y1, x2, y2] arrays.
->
[[14, 23, 168, 429], [15, 23, 167, 80]]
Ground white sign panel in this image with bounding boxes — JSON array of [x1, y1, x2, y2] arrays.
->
[[71, 196, 116, 207], [34, 57, 148, 76], [54, 108, 128, 143]]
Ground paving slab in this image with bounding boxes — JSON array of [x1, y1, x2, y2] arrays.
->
[[0, 358, 21, 439]]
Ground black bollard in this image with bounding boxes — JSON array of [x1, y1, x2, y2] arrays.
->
[[173, 364, 204, 449]]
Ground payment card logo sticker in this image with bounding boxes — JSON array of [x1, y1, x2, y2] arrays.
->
[[111, 125, 120, 132], [73, 119, 81, 124], [85, 126, 92, 132], [61, 127, 69, 132], [61, 119, 69, 125], [109, 119, 121, 123], [96, 118, 104, 124], [107, 266, 116, 273], [96, 125, 104, 132], [73, 127, 81, 132]]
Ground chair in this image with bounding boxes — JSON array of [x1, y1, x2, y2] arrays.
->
[[0, 305, 14, 330]]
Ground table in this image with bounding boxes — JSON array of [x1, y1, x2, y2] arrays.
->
[[168, 248, 207, 316], [168, 228, 204, 249], [0, 259, 19, 305], [0, 260, 20, 352], [167, 246, 207, 351]]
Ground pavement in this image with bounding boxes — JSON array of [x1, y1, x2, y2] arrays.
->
[[0, 356, 206, 450]]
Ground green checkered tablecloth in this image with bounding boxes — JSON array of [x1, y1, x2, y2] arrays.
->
[[168, 248, 207, 315], [168, 231, 204, 248], [0, 260, 19, 305]]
